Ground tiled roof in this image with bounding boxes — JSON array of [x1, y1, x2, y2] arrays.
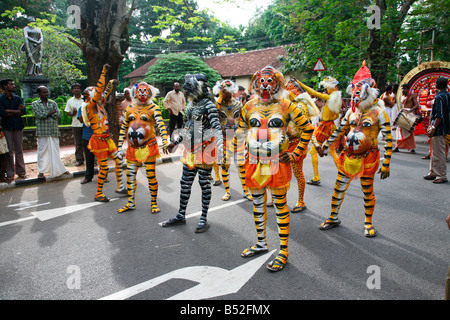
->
[[123, 57, 158, 79], [204, 46, 288, 77], [124, 46, 289, 79]]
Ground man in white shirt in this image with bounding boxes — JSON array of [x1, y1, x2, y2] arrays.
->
[[163, 82, 186, 141], [65, 83, 84, 166]]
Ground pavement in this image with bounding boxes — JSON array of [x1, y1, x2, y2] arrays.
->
[[0, 137, 183, 190]]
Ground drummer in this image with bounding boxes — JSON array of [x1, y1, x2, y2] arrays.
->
[[393, 83, 419, 153]]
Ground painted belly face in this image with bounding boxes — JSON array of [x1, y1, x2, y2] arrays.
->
[[346, 109, 379, 154], [246, 104, 288, 158], [127, 113, 152, 147]]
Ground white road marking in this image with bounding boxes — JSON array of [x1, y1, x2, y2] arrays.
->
[[0, 198, 119, 227], [99, 250, 276, 300], [158, 198, 248, 226], [31, 198, 118, 221], [0, 216, 37, 227], [1, 197, 250, 227]]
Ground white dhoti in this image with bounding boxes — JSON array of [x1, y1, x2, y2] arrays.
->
[[37, 136, 67, 178], [391, 104, 399, 129]]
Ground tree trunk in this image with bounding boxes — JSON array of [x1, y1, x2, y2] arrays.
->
[[68, 0, 135, 141], [367, 0, 416, 91]]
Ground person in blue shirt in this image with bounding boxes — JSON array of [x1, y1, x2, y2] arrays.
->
[[424, 77, 450, 184], [77, 103, 95, 184]]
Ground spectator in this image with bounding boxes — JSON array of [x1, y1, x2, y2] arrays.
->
[[65, 83, 84, 166], [446, 213, 450, 300], [77, 104, 95, 184], [423, 77, 450, 184], [0, 117, 8, 183], [119, 88, 132, 124], [381, 85, 395, 126], [31, 86, 68, 181], [0, 79, 27, 182], [393, 83, 419, 153], [163, 82, 186, 142]]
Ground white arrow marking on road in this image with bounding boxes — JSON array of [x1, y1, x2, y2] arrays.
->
[[31, 198, 119, 221], [0, 199, 119, 227], [99, 250, 276, 300], [1, 197, 249, 227], [158, 198, 248, 226]]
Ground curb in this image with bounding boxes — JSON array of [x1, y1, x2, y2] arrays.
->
[[0, 155, 181, 191]]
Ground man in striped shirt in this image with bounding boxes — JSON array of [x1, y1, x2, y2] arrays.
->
[[31, 86, 68, 180], [424, 77, 450, 184]]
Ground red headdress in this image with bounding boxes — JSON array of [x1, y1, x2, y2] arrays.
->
[[350, 61, 377, 112]]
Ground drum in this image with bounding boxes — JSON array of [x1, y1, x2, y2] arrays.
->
[[394, 109, 421, 132]]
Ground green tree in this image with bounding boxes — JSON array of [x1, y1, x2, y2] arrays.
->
[[144, 52, 222, 87], [277, 0, 422, 90], [242, 4, 293, 50], [0, 7, 85, 96]]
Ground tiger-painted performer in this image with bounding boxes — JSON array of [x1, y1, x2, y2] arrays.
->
[[317, 61, 392, 237], [297, 76, 342, 185], [162, 74, 224, 233], [117, 82, 169, 214], [83, 64, 126, 202], [212, 79, 252, 201], [285, 78, 320, 212], [237, 66, 314, 271]]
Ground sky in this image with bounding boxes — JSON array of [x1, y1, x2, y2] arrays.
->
[[196, 0, 274, 28]]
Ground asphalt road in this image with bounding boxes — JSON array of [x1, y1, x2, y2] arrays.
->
[[0, 134, 449, 303]]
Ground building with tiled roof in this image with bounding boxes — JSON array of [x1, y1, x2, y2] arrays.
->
[[123, 45, 294, 95]]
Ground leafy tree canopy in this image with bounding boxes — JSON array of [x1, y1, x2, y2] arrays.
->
[[144, 52, 222, 87]]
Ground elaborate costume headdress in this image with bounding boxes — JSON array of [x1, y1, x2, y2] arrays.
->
[[348, 61, 378, 112]]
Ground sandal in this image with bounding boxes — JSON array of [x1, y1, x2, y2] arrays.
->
[[161, 217, 186, 227], [267, 255, 287, 272], [151, 204, 160, 214], [94, 195, 110, 202], [433, 178, 448, 184], [422, 155, 430, 159], [37, 173, 46, 182], [291, 205, 307, 213], [118, 203, 135, 213], [243, 193, 253, 201], [221, 193, 231, 201], [115, 187, 128, 194], [364, 225, 377, 237], [194, 222, 210, 233], [307, 179, 321, 186], [241, 244, 268, 257], [319, 218, 341, 230]]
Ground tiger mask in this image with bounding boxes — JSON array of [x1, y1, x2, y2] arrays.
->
[[184, 74, 210, 102], [132, 82, 159, 105], [250, 65, 287, 103], [347, 61, 379, 112], [213, 80, 240, 130]]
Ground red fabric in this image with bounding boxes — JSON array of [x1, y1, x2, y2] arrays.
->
[[245, 159, 292, 189]]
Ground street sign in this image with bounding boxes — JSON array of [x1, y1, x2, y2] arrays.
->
[[312, 58, 326, 72]]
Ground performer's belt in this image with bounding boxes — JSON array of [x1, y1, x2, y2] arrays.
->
[[131, 137, 157, 149], [93, 133, 111, 140], [189, 137, 216, 154], [345, 147, 379, 158]]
